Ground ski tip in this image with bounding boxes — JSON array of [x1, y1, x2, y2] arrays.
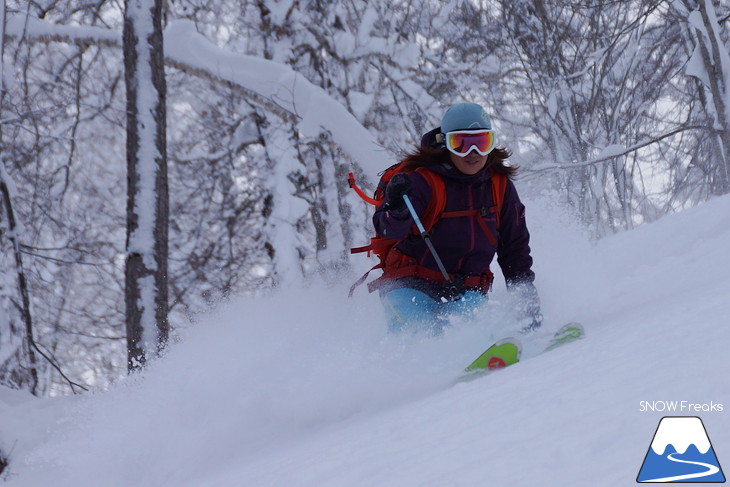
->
[[563, 322, 585, 331], [494, 336, 523, 350], [544, 322, 586, 352], [557, 322, 585, 336]]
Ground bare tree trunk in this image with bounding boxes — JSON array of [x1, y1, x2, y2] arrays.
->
[[678, 0, 730, 192], [0, 0, 39, 395], [123, 0, 169, 371], [0, 167, 39, 395]]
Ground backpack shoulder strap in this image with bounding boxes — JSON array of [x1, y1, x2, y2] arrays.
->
[[414, 167, 447, 231], [489, 170, 508, 228]]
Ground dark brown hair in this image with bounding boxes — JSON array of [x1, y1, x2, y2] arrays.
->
[[398, 146, 517, 178]]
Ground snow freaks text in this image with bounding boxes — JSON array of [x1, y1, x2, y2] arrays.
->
[[639, 401, 724, 413]]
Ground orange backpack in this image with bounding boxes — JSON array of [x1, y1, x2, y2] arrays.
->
[[347, 164, 507, 296]]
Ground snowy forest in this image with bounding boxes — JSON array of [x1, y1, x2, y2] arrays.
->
[[0, 0, 729, 401]]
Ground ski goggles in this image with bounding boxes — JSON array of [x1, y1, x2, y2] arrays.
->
[[444, 129, 495, 156]]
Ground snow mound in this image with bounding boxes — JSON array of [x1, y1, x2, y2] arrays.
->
[[2, 195, 730, 486]]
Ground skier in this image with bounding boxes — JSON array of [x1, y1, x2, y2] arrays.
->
[[372, 102, 542, 334]]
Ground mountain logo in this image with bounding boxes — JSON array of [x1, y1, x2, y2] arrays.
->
[[637, 416, 725, 483]]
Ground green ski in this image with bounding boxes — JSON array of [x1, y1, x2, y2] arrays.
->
[[544, 322, 585, 351], [457, 323, 585, 383], [456, 338, 522, 383], [465, 338, 522, 371]]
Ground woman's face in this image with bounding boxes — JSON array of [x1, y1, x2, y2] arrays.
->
[[449, 151, 489, 175]]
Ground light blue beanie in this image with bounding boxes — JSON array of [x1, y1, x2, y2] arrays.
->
[[441, 103, 492, 133]]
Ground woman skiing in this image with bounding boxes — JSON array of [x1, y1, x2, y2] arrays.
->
[[372, 102, 542, 334]]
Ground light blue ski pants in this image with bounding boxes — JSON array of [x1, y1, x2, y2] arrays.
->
[[381, 288, 486, 334]]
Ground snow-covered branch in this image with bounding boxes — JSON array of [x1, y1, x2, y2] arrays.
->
[[525, 125, 708, 176], [5, 13, 120, 47], [4, 14, 388, 178]]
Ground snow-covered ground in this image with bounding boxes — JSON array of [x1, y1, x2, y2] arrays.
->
[[2, 192, 729, 486]]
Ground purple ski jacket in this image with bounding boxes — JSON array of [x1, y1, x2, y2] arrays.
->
[[373, 161, 535, 297]]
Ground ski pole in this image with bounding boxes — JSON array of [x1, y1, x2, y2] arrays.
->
[[402, 194, 452, 283]]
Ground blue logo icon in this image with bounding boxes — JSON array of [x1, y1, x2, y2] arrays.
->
[[637, 416, 725, 483]]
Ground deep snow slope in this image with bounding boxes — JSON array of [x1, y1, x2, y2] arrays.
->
[[2, 193, 730, 487]]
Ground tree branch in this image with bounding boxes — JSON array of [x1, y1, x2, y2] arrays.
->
[[4, 14, 388, 175], [524, 125, 709, 177]]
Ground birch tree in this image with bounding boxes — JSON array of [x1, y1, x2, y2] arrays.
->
[[672, 0, 730, 194], [0, 0, 40, 394], [123, 0, 168, 371], [0, 166, 39, 394]]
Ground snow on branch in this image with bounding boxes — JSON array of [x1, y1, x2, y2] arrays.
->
[[4, 15, 388, 178], [5, 13, 120, 47], [525, 125, 708, 176]]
